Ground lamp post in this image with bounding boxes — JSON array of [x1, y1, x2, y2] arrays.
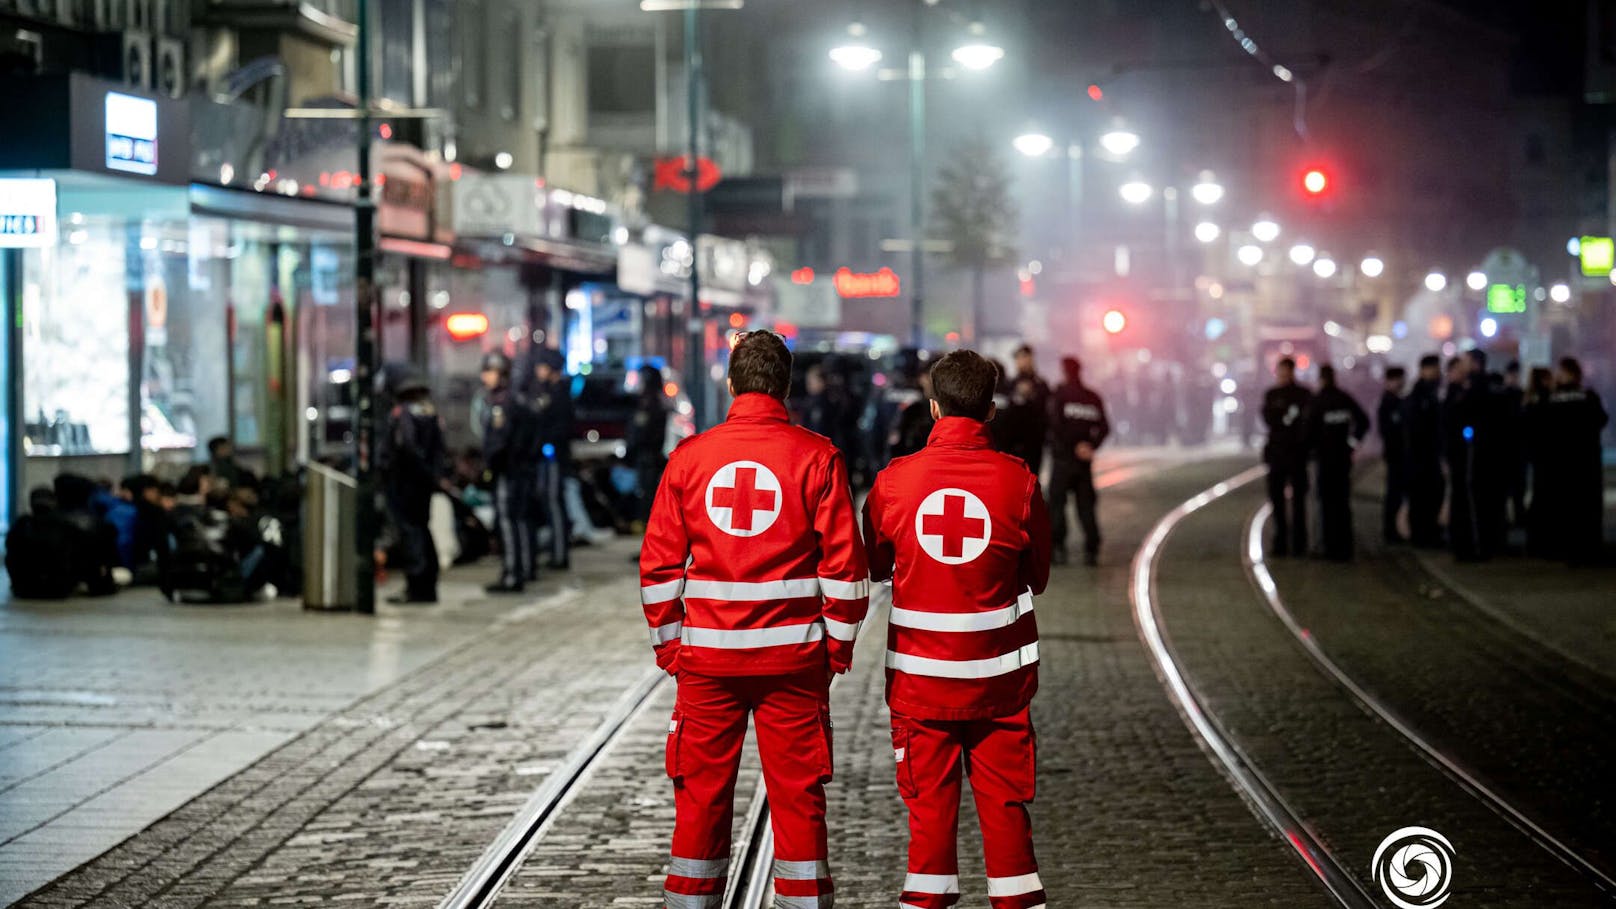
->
[[353, 0, 377, 614], [1014, 120, 1138, 267], [833, 5, 1002, 347]]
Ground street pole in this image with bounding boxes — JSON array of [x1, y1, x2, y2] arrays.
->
[[907, 0, 926, 348], [684, 4, 707, 429], [353, 0, 377, 614]]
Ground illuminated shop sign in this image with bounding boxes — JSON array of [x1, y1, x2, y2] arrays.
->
[[1579, 236, 1614, 277], [0, 178, 57, 249], [105, 91, 158, 176], [1485, 283, 1527, 314], [833, 267, 901, 298]]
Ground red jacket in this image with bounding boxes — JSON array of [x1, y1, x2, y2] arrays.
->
[[639, 393, 870, 677], [862, 417, 1051, 720]]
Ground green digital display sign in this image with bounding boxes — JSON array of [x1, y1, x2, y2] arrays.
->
[[1579, 236, 1614, 277], [1486, 283, 1527, 314]]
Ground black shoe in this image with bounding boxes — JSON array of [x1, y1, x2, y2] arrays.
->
[[1051, 549, 1070, 566], [485, 579, 525, 595]]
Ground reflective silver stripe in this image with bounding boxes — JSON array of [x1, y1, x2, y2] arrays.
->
[[682, 622, 825, 649], [890, 590, 1035, 633], [817, 577, 869, 599], [903, 872, 960, 894], [642, 578, 686, 605], [773, 858, 830, 880], [823, 617, 861, 642], [683, 578, 821, 601], [986, 872, 1044, 896], [772, 896, 833, 909], [650, 622, 683, 646], [885, 642, 1040, 679], [663, 891, 722, 909], [668, 855, 729, 879]]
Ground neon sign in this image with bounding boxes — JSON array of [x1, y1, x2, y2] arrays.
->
[[833, 267, 900, 298]]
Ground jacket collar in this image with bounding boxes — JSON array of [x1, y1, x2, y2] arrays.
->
[[726, 392, 790, 424], [927, 416, 994, 450]]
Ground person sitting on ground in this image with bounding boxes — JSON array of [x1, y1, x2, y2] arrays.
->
[[206, 436, 254, 491], [120, 474, 167, 582], [52, 474, 121, 596], [5, 488, 79, 599], [160, 473, 271, 603], [92, 477, 140, 570]]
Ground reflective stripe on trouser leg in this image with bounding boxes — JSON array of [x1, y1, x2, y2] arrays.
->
[[667, 674, 749, 907], [753, 671, 834, 905]]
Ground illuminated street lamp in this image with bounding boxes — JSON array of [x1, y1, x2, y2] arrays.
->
[[1012, 132, 1055, 158], [1194, 221, 1220, 243], [830, 24, 882, 70], [1098, 124, 1141, 158], [1251, 217, 1280, 243], [1190, 171, 1224, 205], [1118, 179, 1154, 205], [1550, 282, 1571, 303], [952, 22, 1004, 70], [1425, 271, 1448, 292], [1360, 255, 1384, 278], [1288, 243, 1315, 266], [1237, 244, 1263, 266], [1466, 270, 1487, 291], [1313, 256, 1337, 278]]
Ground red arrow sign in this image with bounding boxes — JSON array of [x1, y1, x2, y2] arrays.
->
[[654, 155, 722, 193]]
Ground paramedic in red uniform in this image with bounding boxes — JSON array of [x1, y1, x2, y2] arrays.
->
[[863, 350, 1052, 909], [640, 330, 870, 909]]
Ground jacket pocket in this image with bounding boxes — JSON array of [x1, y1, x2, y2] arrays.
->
[[1016, 722, 1037, 803], [665, 710, 683, 782], [892, 726, 918, 799]]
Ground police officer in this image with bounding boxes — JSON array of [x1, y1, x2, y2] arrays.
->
[[1261, 356, 1313, 557], [529, 349, 574, 571], [1308, 365, 1370, 560], [627, 364, 670, 528], [1404, 354, 1446, 547], [1545, 357, 1608, 565], [1377, 366, 1409, 543], [996, 344, 1051, 480], [1049, 356, 1110, 566], [1442, 355, 1484, 561], [378, 369, 448, 603], [479, 351, 534, 593]]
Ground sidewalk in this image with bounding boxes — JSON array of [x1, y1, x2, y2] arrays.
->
[[0, 549, 626, 906]]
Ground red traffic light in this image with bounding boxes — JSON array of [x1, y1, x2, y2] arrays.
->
[[1301, 167, 1329, 196], [1102, 309, 1127, 334]]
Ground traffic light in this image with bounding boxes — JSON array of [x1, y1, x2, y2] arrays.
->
[[1297, 163, 1334, 202], [1102, 309, 1127, 334], [1302, 168, 1328, 195]]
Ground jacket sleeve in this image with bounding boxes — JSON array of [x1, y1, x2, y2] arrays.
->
[[814, 450, 870, 674], [1351, 396, 1371, 445], [1093, 393, 1112, 448], [638, 456, 689, 674], [862, 478, 894, 584], [1021, 476, 1052, 596]]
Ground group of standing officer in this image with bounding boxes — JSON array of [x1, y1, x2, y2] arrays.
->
[[640, 334, 1050, 909], [476, 349, 576, 594], [1260, 358, 1370, 560], [1382, 350, 1607, 564]]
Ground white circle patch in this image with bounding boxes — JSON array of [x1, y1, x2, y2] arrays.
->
[[914, 488, 992, 564], [704, 460, 783, 537]]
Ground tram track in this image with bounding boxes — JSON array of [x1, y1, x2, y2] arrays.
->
[[1134, 467, 1616, 906]]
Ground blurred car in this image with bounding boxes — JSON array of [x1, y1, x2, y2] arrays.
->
[[570, 365, 695, 464]]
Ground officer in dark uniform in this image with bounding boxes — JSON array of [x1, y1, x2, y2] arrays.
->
[[529, 349, 574, 571], [1261, 356, 1314, 556], [1501, 361, 1528, 528], [1442, 355, 1484, 561], [996, 344, 1051, 481], [1468, 349, 1509, 556], [378, 369, 448, 603], [626, 363, 670, 527], [480, 351, 534, 593], [1545, 357, 1609, 565], [1308, 365, 1370, 560], [889, 369, 937, 461], [1404, 354, 1446, 547], [1049, 356, 1110, 566], [1377, 366, 1409, 543]]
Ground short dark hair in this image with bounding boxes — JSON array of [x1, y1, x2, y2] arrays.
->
[[930, 350, 999, 421], [728, 331, 792, 399], [1385, 366, 1406, 380], [207, 436, 231, 456], [1558, 356, 1583, 381], [1013, 343, 1034, 358], [1467, 348, 1488, 370], [1276, 356, 1296, 371], [1319, 364, 1337, 385], [1061, 356, 1083, 382], [1419, 354, 1441, 369]]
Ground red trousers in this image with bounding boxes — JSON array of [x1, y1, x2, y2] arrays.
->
[[891, 708, 1044, 909], [664, 669, 834, 909]]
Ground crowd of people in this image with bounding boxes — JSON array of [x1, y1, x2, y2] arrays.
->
[[1262, 350, 1608, 564]]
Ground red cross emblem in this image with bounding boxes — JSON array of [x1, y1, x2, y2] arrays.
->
[[704, 461, 783, 537], [914, 488, 991, 564]]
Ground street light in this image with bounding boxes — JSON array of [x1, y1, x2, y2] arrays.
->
[[1237, 243, 1263, 266], [1251, 217, 1280, 243], [1098, 124, 1141, 158], [1313, 256, 1337, 278], [1191, 171, 1224, 205], [951, 22, 1004, 70], [1012, 132, 1055, 158], [1119, 179, 1154, 205], [1194, 221, 1220, 243], [1550, 282, 1571, 303], [1465, 270, 1487, 291], [1360, 255, 1384, 278], [1288, 243, 1315, 266], [1425, 271, 1447, 292], [830, 22, 882, 70]]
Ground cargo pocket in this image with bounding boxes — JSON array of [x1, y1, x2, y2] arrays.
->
[[816, 703, 835, 784], [1017, 723, 1038, 803], [665, 710, 683, 783], [892, 726, 918, 799]]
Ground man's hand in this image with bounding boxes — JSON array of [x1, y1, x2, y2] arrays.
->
[[1074, 442, 1096, 461]]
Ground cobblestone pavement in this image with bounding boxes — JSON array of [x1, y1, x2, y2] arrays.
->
[[1154, 476, 1610, 906], [11, 547, 655, 908], [0, 560, 592, 905], [1260, 481, 1616, 882]]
